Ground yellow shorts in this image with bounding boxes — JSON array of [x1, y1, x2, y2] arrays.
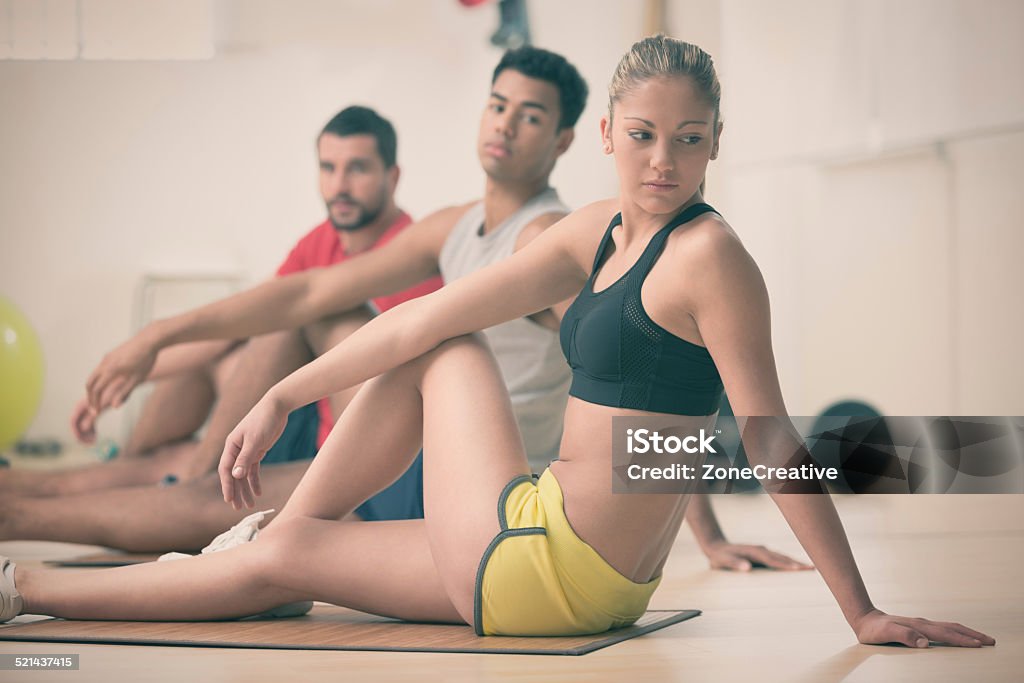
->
[[473, 469, 661, 636]]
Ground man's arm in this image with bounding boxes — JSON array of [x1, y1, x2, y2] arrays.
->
[[148, 339, 242, 381], [70, 339, 242, 444], [86, 206, 467, 411], [218, 201, 613, 505]]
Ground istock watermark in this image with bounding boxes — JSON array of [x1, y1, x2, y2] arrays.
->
[[612, 416, 1024, 494]]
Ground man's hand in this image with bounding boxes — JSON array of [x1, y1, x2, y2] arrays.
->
[[69, 396, 99, 444], [86, 334, 159, 412], [703, 539, 814, 571], [852, 608, 995, 648]]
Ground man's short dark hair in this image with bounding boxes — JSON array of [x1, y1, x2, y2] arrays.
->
[[492, 47, 588, 129], [319, 106, 398, 168]]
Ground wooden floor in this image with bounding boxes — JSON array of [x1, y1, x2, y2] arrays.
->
[[1, 490, 1021, 682]]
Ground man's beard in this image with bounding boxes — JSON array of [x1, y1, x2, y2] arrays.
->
[[327, 188, 386, 232]]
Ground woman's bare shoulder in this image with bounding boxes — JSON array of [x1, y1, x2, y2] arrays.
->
[[550, 199, 621, 262], [674, 212, 753, 269], [665, 211, 768, 311], [576, 197, 621, 223]]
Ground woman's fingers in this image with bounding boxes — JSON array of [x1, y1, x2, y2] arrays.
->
[[248, 462, 262, 498], [219, 436, 243, 504], [231, 437, 266, 509], [746, 546, 812, 570], [238, 475, 255, 509], [929, 620, 996, 645], [880, 623, 931, 648], [862, 614, 996, 648], [912, 619, 992, 647]]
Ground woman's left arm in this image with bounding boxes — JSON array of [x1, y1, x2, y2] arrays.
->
[[688, 227, 994, 648]]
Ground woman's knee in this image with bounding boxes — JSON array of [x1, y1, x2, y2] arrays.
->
[[250, 516, 311, 581], [416, 334, 497, 387]]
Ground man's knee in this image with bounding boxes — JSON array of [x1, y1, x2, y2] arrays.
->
[[303, 306, 375, 355], [210, 343, 247, 390]]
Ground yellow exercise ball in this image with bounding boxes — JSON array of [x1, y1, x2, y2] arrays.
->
[[0, 296, 44, 451]]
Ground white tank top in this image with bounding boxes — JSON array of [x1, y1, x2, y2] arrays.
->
[[439, 188, 571, 472]]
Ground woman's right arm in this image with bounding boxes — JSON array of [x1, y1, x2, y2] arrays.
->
[[218, 201, 611, 506], [85, 207, 461, 411], [271, 203, 604, 411]]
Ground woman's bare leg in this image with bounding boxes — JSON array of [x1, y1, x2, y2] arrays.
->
[[269, 334, 530, 621], [15, 517, 459, 623], [182, 307, 376, 478], [11, 335, 529, 626]]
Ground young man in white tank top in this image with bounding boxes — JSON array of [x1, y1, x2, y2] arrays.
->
[[1, 48, 806, 575]]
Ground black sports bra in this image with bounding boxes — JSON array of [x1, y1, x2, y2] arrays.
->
[[559, 203, 724, 415]]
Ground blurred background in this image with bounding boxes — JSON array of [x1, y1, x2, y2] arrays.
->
[[0, 0, 1022, 446]]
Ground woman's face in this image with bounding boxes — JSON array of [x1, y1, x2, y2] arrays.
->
[[601, 75, 721, 216]]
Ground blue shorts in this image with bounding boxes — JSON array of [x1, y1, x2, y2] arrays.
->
[[262, 402, 424, 522], [263, 403, 320, 464]]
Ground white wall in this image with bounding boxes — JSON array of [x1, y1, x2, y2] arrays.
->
[[1, 0, 1021, 442], [0, 0, 640, 440], [692, 0, 1024, 415]]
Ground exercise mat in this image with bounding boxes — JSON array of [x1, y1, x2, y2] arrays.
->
[[0, 605, 700, 656]]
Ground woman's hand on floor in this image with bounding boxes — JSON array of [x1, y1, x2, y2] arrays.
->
[[219, 397, 289, 510], [852, 608, 995, 648], [703, 540, 814, 571]]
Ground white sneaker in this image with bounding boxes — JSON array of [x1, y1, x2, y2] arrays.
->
[[158, 508, 274, 561], [0, 555, 23, 623], [159, 509, 313, 619]]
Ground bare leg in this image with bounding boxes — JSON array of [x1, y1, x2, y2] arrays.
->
[[17, 518, 460, 622], [0, 442, 199, 498], [0, 351, 229, 497], [0, 308, 376, 499], [185, 307, 375, 475], [120, 369, 217, 457], [13, 335, 529, 625], [0, 462, 311, 552], [267, 334, 531, 621]]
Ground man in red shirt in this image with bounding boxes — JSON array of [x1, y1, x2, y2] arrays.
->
[[6, 106, 441, 499]]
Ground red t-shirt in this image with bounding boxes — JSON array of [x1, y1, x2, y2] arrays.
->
[[276, 212, 443, 446]]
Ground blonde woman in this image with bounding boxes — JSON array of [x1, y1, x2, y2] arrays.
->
[[0, 36, 995, 648]]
